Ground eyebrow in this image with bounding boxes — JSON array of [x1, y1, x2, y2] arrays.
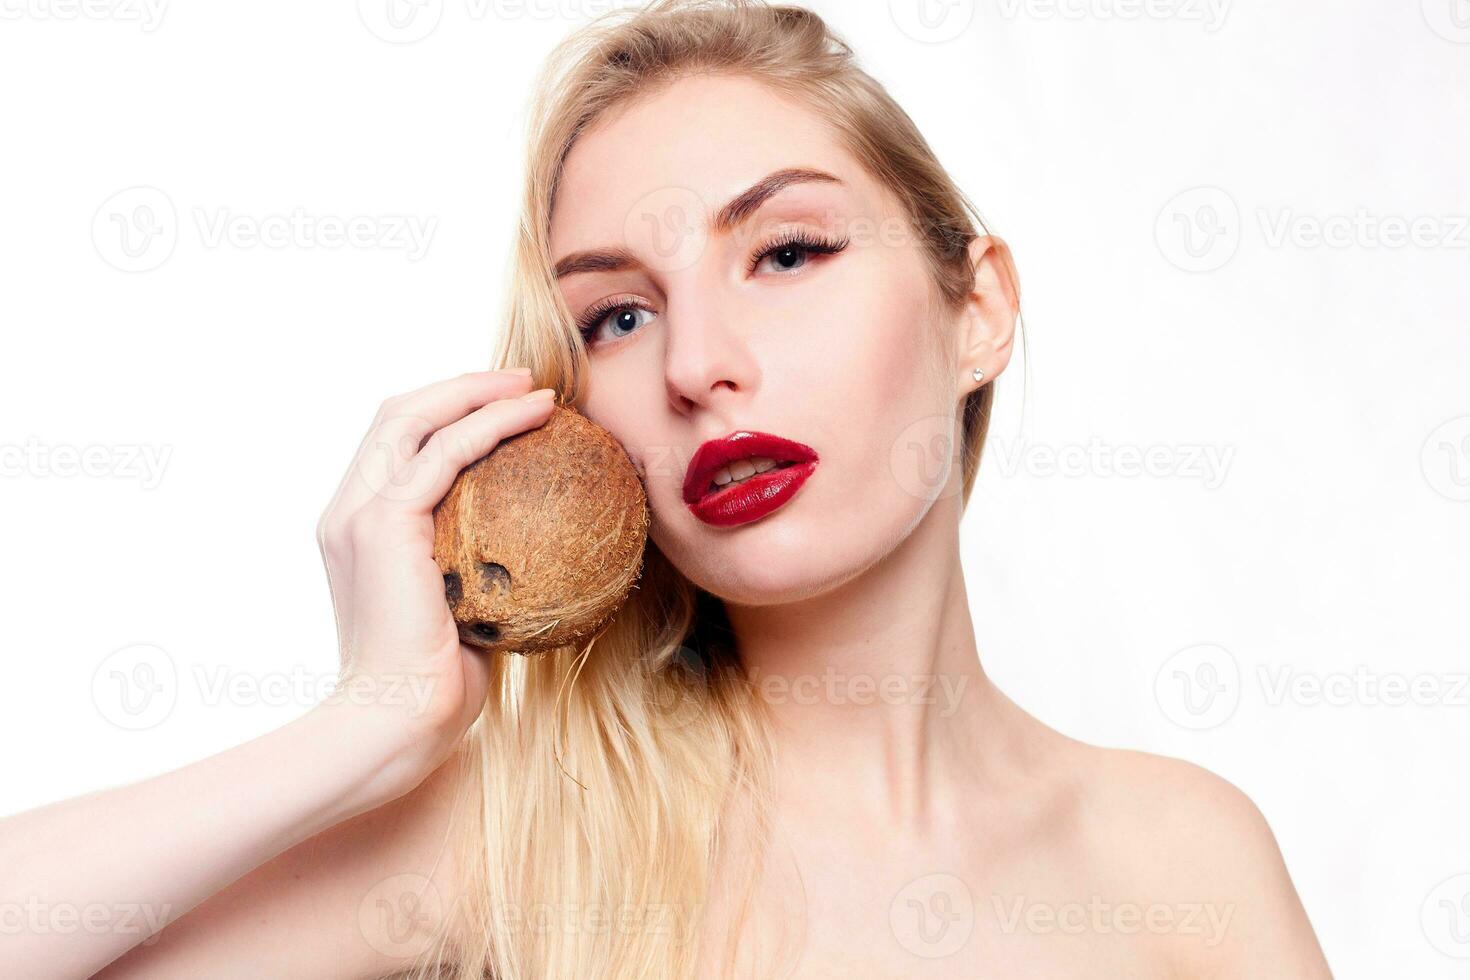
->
[[552, 167, 844, 279]]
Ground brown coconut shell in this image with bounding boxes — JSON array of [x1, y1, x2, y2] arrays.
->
[[431, 403, 649, 654]]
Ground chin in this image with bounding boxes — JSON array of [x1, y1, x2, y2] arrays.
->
[[699, 560, 834, 607], [661, 513, 871, 607]]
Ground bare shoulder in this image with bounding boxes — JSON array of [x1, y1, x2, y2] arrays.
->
[[96, 746, 475, 979], [1048, 739, 1334, 978]]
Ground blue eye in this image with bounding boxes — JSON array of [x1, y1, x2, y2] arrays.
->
[[577, 300, 655, 347]]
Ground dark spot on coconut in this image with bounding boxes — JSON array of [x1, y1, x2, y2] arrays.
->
[[476, 561, 511, 593], [443, 572, 463, 608], [469, 621, 501, 643]]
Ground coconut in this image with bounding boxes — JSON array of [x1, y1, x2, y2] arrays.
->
[[431, 403, 649, 654]]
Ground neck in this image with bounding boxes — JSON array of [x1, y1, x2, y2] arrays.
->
[[723, 494, 1006, 836]]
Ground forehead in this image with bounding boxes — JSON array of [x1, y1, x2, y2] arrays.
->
[[550, 74, 874, 255]]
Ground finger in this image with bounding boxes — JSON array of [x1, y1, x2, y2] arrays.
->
[[378, 369, 538, 438], [399, 389, 558, 515], [333, 370, 536, 518], [456, 642, 492, 732]]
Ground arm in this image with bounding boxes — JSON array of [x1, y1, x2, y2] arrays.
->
[[1, 368, 554, 979], [93, 738, 472, 980], [1105, 753, 1334, 979], [1181, 770, 1334, 979], [1, 702, 457, 980]]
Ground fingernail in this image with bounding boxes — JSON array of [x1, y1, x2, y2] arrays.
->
[[520, 388, 556, 402], [503, 366, 533, 376]]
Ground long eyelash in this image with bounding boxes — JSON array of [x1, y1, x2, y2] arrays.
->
[[575, 295, 644, 339], [747, 231, 849, 275]]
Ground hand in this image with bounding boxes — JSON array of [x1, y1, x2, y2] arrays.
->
[[314, 368, 556, 802]]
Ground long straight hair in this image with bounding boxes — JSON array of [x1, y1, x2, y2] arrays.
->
[[418, 2, 1012, 977]]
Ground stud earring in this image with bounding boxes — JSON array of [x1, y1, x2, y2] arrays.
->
[[972, 367, 985, 383]]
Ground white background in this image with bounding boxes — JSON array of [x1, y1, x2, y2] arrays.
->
[[2, 0, 1468, 974]]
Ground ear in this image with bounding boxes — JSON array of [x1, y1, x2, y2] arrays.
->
[[956, 234, 1020, 390]]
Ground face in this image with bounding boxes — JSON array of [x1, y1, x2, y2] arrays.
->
[[549, 74, 968, 607]]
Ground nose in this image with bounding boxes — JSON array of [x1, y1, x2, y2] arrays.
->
[[661, 279, 759, 414]]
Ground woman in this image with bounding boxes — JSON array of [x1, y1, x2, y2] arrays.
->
[[2, 1, 1333, 977]]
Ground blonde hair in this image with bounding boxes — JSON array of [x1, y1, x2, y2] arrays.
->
[[420, 2, 1014, 977]]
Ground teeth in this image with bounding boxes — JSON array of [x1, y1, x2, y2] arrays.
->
[[711, 456, 781, 489]]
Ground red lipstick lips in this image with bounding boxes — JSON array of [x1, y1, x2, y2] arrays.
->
[[683, 431, 820, 528]]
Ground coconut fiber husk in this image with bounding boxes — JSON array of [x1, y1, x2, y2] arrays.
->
[[431, 403, 650, 655]]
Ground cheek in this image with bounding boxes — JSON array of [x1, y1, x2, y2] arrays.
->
[[579, 384, 686, 538], [792, 253, 947, 471]]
